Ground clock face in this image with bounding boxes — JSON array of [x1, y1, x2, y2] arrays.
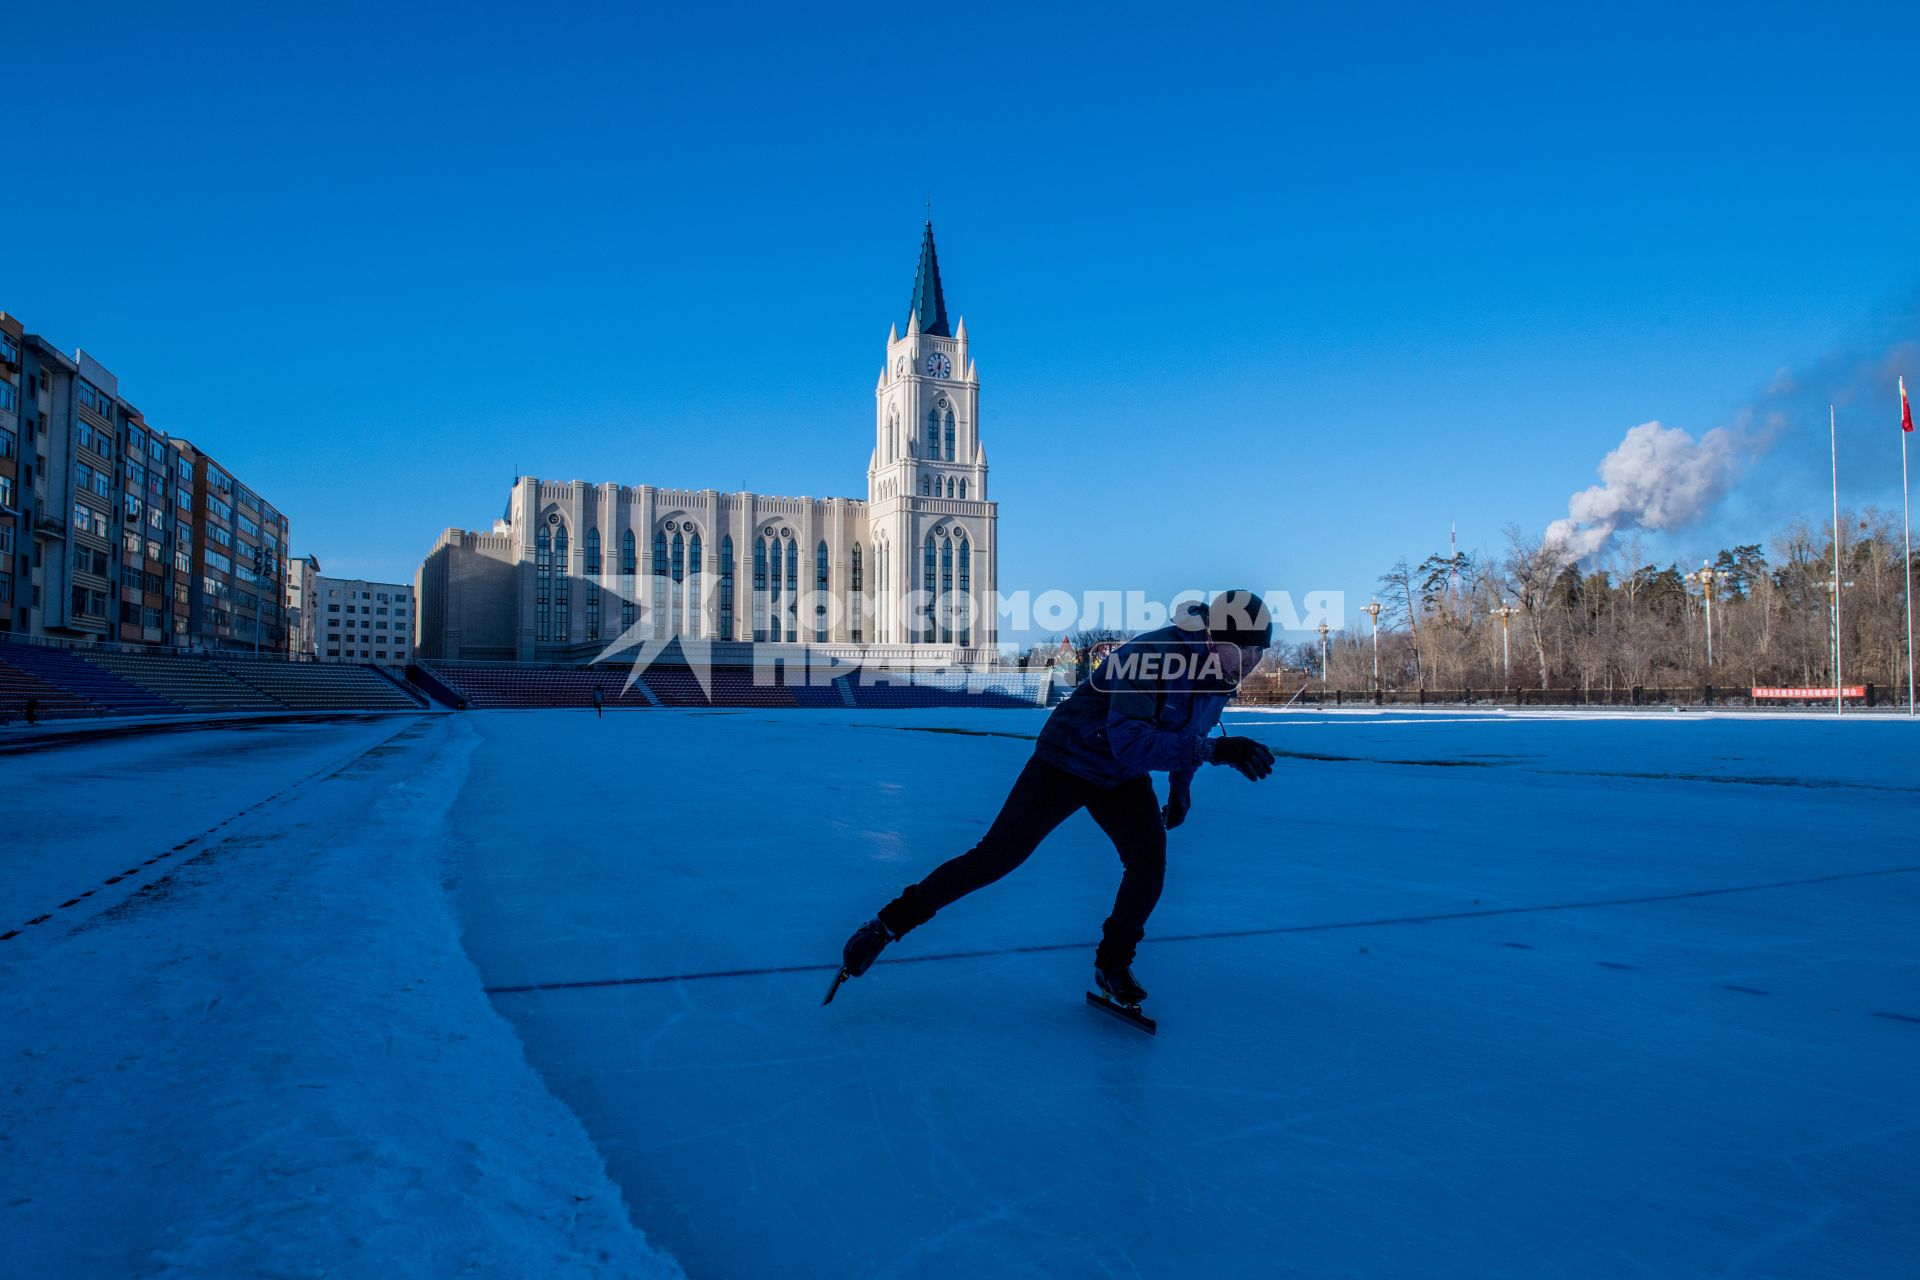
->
[[925, 352, 951, 379]]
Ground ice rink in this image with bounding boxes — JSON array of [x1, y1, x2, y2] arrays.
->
[[453, 708, 1920, 1279]]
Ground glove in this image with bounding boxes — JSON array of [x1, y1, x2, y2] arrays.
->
[[1208, 735, 1275, 780], [1162, 786, 1192, 829]]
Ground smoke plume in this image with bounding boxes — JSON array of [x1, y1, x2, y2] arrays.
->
[[1543, 421, 1748, 560], [1543, 319, 1919, 563]]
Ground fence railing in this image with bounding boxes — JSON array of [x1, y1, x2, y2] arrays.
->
[[1233, 684, 1887, 708]]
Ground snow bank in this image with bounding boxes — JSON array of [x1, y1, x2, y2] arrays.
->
[[0, 715, 681, 1279]]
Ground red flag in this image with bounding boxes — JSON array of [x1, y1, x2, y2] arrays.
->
[[1905, 376, 1914, 432]]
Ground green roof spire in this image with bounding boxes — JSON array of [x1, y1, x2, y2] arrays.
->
[[908, 220, 950, 337]]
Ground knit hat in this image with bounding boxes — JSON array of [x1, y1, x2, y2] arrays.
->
[[1205, 589, 1273, 648]]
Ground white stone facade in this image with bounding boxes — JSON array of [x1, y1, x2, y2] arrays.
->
[[416, 226, 999, 666]]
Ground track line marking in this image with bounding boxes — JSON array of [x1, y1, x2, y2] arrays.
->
[[484, 863, 1920, 995]]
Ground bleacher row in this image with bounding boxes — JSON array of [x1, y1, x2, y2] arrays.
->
[[0, 642, 427, 721], [421, 662, 1050, 710]]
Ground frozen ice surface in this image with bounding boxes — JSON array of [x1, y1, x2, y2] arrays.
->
[[455, 708, 1920, 1279], [6, 707, 1915, 1278]]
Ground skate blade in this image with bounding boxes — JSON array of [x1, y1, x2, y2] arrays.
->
[[822, 967, 850, 1006], [1085, 991, 1157, 1035]]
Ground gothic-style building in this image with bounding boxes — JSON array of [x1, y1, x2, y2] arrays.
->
[[416, 222, 999, 664]]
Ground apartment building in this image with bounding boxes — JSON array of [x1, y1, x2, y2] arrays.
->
[[0, 316, 20, 630], [0, 309, 288, 652], [286, 554, 322, 657], [317, 576, 414, 665]]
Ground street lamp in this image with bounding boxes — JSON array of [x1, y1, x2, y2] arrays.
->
[[1686, 562, 1726, 668], [1362, 599, 1383, 690], [1489, 603, 1518, 688], [1316, 620, 1330, 684]]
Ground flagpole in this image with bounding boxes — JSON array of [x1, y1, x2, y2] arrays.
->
[[1831, 405, 1843, 717], [1902, 376, 1914, 716]]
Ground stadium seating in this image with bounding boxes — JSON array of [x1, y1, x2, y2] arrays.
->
[[209, 657, 427, 711], [419, 661, 1046, 710], [422, 664, 655, 710], [0, 642, 180, 716], [0, 655, 103, 722], [81, 651, 288, 713], [841, 669, 1049, 709]]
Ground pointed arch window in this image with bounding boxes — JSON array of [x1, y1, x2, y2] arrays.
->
[[553, 525, 570, 641], [687, 533, 703, 638], [584, 529, 601, 639], [621, 529, 636, 575], [958, 478, 968, 500], [536, 526, 552, 642], [944, 409, 955, 461], [921, 475, 931, 497], [956, 534, 971, 648], [926, 408, 939, 456], [752, 537, 768, 641], [815, 540, 830, 642], [939, 534, 953, 644], [850, 543, 864, 643], [653, 529, 669, 638], [785, 537, 799, 642], [670, 531, 685, 639], [923, 533, 938, 642], [719, 535, 735, 640]]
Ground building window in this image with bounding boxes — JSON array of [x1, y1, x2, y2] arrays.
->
[[553, 525, 570, 640], [923, 535, 937, 641], [815, 540, 829, 643], [785, 537, 798, 642], [752, 537, 767, 642], [850, 543, 863, 643], [944, 409, 955, 460], [653, 529, 669, 638], [621, 529, 636, 575], [536, 526, 552, 641], [920, 475, 930, 497], [670, 531, 685, 637], [956, 535, 971, 647], [586, 528, 601, 574], [719, 535, 735, 640], [687, 533, 702, 638], [926, 408, 939, 456], [959, 479, 968, 500]]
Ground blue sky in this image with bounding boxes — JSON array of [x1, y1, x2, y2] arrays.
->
[[9, 1, 1919, 637]]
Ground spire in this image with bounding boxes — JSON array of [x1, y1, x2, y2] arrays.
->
[[907, 220, 950, 337]]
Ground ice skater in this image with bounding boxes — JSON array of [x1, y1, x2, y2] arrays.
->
[[826, 590, 1278, 1023]]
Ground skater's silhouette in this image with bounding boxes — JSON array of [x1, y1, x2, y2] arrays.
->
[[830, 589, 1277, 1010], [593, 686, 605, 719]]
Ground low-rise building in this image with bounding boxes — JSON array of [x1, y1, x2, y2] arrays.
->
[[286, 554, 322, 658], [317, 576, 414, 665]]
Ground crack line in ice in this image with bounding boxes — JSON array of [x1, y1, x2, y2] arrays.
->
[[481, 863, 1920, 995]]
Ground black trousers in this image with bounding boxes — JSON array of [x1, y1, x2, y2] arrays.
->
[[877, 754, 1167, 970]]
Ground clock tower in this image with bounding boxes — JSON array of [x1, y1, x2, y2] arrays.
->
[[867, 220, 994, 650]]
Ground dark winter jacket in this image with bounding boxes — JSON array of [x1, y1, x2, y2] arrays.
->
[[1034, 624, 1232, 790]]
